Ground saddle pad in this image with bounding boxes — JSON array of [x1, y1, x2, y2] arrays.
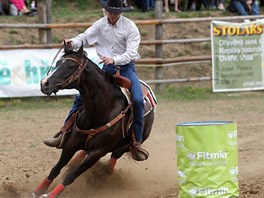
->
[[140, 80, 157, 116], [120, 80, 157, 116]]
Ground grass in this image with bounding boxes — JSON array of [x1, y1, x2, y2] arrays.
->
[[155, 85, 263, 101], [156, 86, 212, 100], [0, 96, 74, 111], [0, 87, 262, 111]]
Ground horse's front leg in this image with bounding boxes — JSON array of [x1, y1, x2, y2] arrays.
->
[[30, 148, 76, 198], [67, 150, 87, 167], [45, 149, 105, 198]]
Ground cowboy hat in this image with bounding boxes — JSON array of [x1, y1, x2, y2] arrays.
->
[[100, 0, 130, 14]]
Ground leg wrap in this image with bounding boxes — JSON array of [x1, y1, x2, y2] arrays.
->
[[33, 178, 53, 195], [48, 184, 65, 198]]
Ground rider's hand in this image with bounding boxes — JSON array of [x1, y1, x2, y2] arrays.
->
[[63, 39, 73, 49], [100, 56, 115, 65]]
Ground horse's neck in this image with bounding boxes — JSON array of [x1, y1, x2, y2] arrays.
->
[[77, 61, 126, 129], [79, 62, 115, 101], [78, 64, 108, 102]]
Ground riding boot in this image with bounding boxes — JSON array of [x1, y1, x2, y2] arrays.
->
[[43, 132, 63, 148], [130, 141, 149, 161], [43, 112, 77, 148]]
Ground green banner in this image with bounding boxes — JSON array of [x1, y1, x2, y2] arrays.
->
[[211, 20, 264, 92], [176, 121, 239, 198]]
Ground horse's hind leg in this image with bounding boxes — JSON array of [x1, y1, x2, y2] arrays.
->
[[31, 148, 76, 197], [108, 146, 130, 175]]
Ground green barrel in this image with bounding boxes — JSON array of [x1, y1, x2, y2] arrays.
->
[[176, 121, 239, 198]]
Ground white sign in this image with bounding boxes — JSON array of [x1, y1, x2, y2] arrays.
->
[[211, 19, 264, 92], [0, 48, 102, 98]]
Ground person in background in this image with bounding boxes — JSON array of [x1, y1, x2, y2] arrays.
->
[[164, 0, 181, 12], [227, 0, 259, 15], [141, 0, 155, 11], [218, 0, 225, 10], [0, 0, 10, 15], [29, 0, 37, 11], [9, 0, 31, 15], [209, 0, 225, 10], [147, 0, 155, 10], [123, 0, 134, 10]]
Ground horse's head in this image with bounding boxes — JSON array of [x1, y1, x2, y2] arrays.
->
[[40, 42, 87, 95]]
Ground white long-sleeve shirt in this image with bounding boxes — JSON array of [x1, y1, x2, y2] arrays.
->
[[71, 15, 141, 66]]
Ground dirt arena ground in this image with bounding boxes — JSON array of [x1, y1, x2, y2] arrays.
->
[[0, 92, 263, 198]]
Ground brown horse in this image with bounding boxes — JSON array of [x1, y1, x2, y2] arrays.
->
[[32, 44, 155, 198]]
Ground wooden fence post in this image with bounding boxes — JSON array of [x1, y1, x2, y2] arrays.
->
[[154, 0, 163, 91], [38, 1, 47, 44], [38, 0, 52, 44], [45, 0, 52, 44]]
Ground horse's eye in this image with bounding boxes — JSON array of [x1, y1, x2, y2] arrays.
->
[[55, 60, 62, 68], [68, 64, 75, 70]]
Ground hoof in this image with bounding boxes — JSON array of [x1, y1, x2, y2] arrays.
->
[[39, 194, 49, 198], [30, 192, 49, 198], [30, 192, 38, 198]]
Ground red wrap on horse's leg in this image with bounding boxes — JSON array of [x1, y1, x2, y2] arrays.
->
[[108, 158, 117, 175], [48, 184, 65, 198], [33, 178, 53, 196]]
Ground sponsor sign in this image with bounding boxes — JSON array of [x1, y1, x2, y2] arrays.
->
[[211, 19, 264, 92], [0, 48, 102, 98], [176, 121, 239, 198]]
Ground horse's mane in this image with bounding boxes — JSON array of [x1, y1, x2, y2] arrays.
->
[[63, 48, 87, 57], [63, 49, 120, 91]]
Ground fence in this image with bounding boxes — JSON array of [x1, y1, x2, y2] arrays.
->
[[0, 0, 263, 85]]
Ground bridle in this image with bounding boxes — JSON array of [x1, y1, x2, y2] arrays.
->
[[54, 56, 88, 91]]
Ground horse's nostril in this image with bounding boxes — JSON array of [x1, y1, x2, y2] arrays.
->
[[41, 79, 49, 88], [44, 81, 49, 87]]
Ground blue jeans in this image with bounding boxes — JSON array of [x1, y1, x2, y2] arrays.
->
[[65, 62, 144, 142], [232, 0, 259, 15], [147, 0, 155, 10]]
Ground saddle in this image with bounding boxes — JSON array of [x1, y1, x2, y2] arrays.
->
[[112, 65, 157, 117], [113, 75, 157, 116]]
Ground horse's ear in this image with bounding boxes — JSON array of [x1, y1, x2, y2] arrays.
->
[[77, 43, 84, 57], [63, 40, 71, 54]]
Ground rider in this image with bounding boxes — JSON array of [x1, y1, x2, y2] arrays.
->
[[43, 0, 148, 161]]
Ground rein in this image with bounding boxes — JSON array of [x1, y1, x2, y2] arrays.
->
[[54, 57, 88, 91], [46, 45, 63, 75]]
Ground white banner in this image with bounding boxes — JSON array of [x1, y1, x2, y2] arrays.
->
[[0, 48, 102, 98], [211, 19, 264, 92]]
